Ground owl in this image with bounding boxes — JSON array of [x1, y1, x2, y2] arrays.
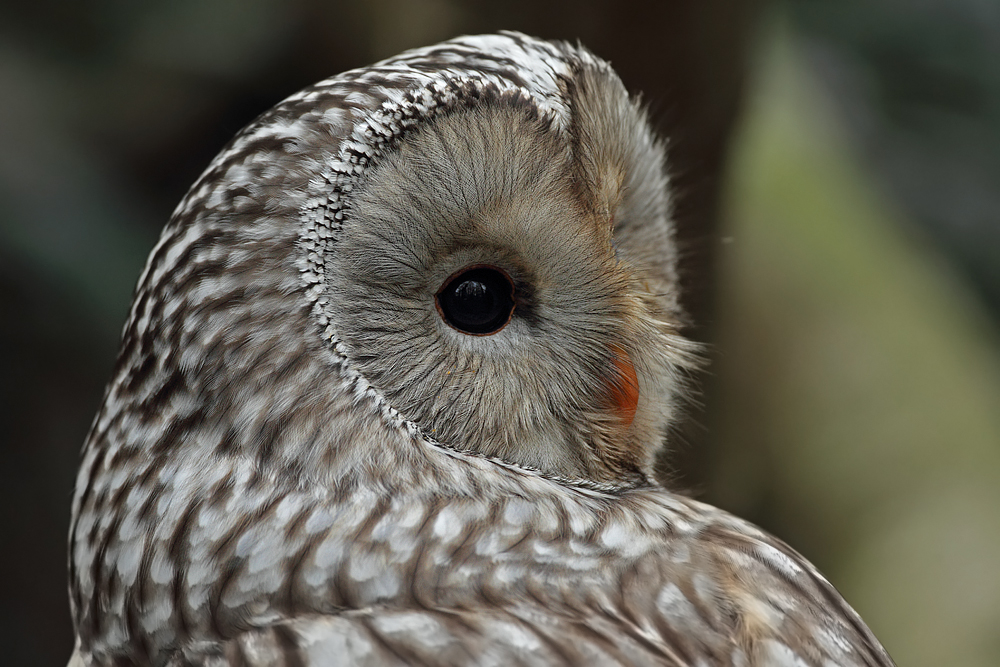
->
[[68, 32, 894, 666]]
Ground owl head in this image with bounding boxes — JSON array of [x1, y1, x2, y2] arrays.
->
[[110, 32, 697, 489]]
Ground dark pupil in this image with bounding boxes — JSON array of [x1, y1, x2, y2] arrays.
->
[[437, 267, 515, 335]]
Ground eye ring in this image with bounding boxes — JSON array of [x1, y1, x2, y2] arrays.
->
[[435, 264, 516, 336]]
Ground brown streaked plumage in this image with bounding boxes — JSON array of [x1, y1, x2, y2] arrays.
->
[[68, 32, 895, 666]]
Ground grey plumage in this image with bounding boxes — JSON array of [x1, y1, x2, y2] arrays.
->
[[68, 32, 894, 666]]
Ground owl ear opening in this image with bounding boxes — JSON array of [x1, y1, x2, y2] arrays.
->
[[567, 63, 638, 232]]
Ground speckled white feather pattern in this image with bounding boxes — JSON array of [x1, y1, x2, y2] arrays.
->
[[68, 32, 894, 666]]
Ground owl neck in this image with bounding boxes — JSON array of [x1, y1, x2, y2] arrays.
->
[[69, 364, 668, 663]]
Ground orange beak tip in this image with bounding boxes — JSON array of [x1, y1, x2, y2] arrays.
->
[[608, 345, 639, 428]]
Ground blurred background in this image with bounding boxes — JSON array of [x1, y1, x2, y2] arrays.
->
[[2, 1, 998, 665]]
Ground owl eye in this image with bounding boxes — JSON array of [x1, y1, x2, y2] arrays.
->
[[435, 265, 516, 335]]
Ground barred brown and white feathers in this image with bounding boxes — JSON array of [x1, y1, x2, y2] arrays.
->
[[68, 32, 894, 666]]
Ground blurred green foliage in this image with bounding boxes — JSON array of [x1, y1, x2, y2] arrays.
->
[[710, 29, 1000, 665], [789, 0, 1000, 315]]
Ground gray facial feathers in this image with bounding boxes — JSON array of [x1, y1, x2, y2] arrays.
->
[[334, 86, 695, 481]]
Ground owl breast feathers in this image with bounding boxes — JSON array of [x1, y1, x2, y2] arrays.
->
[[68, 32, 894, 666]]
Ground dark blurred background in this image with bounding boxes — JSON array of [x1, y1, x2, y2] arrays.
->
[[2, 2, 998, 665]]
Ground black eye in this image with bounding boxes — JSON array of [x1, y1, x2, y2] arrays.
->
[[435, 265, 516, 335]]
